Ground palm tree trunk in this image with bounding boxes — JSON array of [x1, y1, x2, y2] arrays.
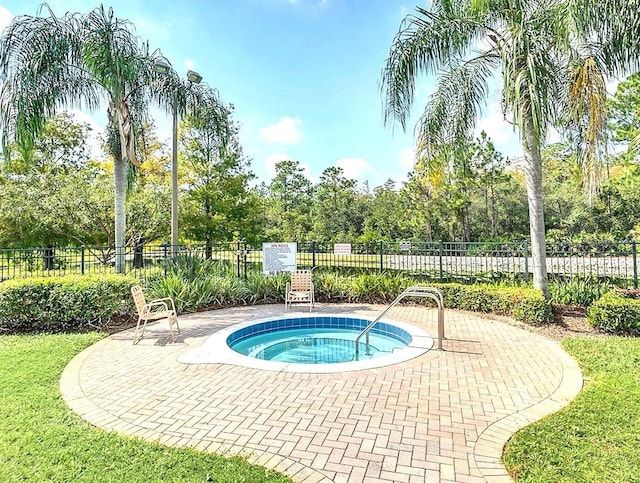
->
[[114, 156, 127, 274], [522, 116, 550, 299]]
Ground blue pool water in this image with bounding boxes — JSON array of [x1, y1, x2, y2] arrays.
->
[[227, 316, 411, 364]]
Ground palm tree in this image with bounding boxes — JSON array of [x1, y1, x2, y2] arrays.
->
[[381, 0, 640, 298], [0, 4, 224, 273]]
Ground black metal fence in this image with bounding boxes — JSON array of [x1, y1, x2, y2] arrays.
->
[[1, 240, 638, 287]]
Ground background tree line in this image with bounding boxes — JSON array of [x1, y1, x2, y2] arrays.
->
[[1, 71, 640, 249]]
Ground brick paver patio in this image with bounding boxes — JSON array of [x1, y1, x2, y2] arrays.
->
[[60, 303, 582, 482]]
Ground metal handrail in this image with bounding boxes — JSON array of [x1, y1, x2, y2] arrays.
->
[[355, 286, 445, 359]]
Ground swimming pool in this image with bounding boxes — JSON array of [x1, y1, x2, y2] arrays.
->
[[178, 314, 434, 373], [228, 316, 410, 364]]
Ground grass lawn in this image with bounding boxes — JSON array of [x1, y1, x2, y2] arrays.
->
[[503, 337, 640, 482], [0, 333, 291, 483]]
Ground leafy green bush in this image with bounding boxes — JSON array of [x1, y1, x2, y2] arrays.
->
[[314, 271, 350, 301], [147, 274, 250, 313], [162, 254, 235, 280], [313, 274, 551, 325], [0, 275, 137, 333], [430, 283, 553, 325], [146, 263, 554, 325], [348, 273, 410, 303], [244, 272, 287, 304], [588, 291, 640, 334], [549, 278, 612, 306]]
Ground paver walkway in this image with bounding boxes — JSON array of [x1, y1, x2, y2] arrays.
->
[[60, 303, 583, 482]]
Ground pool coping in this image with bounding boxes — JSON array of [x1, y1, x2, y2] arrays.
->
[[177, 313, 434, 373]]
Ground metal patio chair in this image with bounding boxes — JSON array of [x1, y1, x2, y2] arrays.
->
[[131, 285, 180, 344]]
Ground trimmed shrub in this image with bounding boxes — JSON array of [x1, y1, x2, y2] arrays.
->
[[0, 275, 137, 333], [430, 283, 553, 325], [314, 274, 552, 325], [588, 291, 640, 334]]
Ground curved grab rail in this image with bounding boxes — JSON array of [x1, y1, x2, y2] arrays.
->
[[355, 286, 444, 359]]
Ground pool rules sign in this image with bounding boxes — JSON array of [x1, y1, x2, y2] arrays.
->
[[263, 242, 297, 275]]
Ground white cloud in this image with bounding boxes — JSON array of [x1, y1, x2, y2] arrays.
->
[[0, 6, 13, 32], [300, 162, 315, 182], [184, 58, 195, 70], [399, 148, 416, 171], [264, 152, 315, 182], [264, 152, 290, 177], [475, 100, 523, 157], [260, 116, 302, 144], [335, 157, 376, 181]]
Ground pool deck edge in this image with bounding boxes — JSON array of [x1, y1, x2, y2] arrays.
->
[[60, 303, 584, 483]]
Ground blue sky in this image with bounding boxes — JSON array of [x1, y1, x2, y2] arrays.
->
[[0, 0, 523, 188]]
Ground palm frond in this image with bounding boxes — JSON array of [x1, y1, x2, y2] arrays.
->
[[572, 0, 640, 77], [501, 11, 569, 144], [568, 56, 607, 202], [0, 10, 94, 150], [415, 51, 499, 161], [381, 3, 494, 130]]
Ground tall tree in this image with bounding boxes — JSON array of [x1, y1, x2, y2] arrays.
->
[[0, 5, 201, 272], [381, 0, 640, 297], [311, 166, 361, 242], [3, 112, 92, 174], [468, 133, 527, 239], [362, 180, 407, 241], [608, 72, 640, 160], [266, 160, 314, 241], [181, 108, 263, 250]]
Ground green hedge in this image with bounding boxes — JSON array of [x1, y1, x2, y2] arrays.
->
[[0, 271, 553, 334], [315, 274, 552, 325], [430, 283, 553, 325], [0, 275, 137, 333], [588, 291, 640, 334]]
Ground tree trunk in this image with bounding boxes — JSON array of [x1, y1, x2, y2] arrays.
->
[[490, 185, 497, 237], [114, 156, 127, 274], [522, 116, 550, 298]]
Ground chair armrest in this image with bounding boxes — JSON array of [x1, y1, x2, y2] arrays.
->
[[150, 297, 177, 312], [144, 300, 170, 313]]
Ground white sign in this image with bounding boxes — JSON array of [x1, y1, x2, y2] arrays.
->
[[399, 241, 412, 252], [334, 243, 352, 255], [262, 242, 297, 275]]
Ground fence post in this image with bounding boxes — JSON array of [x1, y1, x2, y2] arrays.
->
[[81, 245, 85, 275], [236, 241, 241, 278], [524, 239, 530, 283], [162, 242, 169, 276], [438, 240, 443, 282], [243, 242, 248, 279], [633, 241, 638, 289], [379, 241, 384, 273], [311, 241, 316, 269]]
